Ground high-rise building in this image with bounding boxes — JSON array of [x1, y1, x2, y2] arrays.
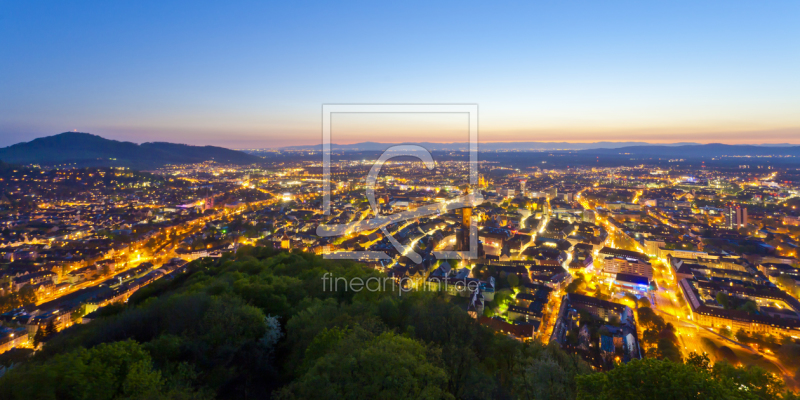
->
[[725, 206, 748, 229], [462, 207, 472, 227], [519, 179, 527, 197], [458, 207, 473, 251]]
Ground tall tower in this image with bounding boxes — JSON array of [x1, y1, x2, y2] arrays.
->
[[726, 206, 748, 229], [281, 231, 292, 250], [458, 207, 473, 251], [461, 207, 472, 228], [520, 179, 527, 197]]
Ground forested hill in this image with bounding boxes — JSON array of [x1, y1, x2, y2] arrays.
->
[[0, 132, 263, 169], [583, 143, 800, 158], [0, 248, 796, 399]]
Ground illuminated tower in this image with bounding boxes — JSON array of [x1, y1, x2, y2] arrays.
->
[[281, 231, 292, 250], [478, 175, 487, 189], [520, 179, 527, 197], [458, 207, 473, 251], [462, 207, 472, 227]]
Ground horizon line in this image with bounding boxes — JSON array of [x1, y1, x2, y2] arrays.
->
[[244, 140, 800, 150], [5, 132, 800, 150]]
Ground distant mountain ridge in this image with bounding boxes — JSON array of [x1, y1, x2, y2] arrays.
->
[[4, 134, 797, 168], [0, 132, 263, 168], [581, 143, 800, 157], [278, 141, 797, 152]]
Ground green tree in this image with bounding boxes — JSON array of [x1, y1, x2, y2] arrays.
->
[[739, 300, 758, 314], [297, 326, 349, 375], [507, 273, 520, 288], [642, 329, 660, 347], [656, 338, 682, 363], [565, 276, 586, 294], [712, 362, 786, 400], [0, 340, 164, 399], [32, 326, 45, 349], [515, 342, 593, 400], [685, 352, 711, 371], [636, 307, 665, 332], [17, 285, 37, 305], [280, 330, 451, 400], [43, 319, 57, 338], [719, 326, 733, 338], [716, 292, 729, 309], [735, 329, 751, 344], [0, 286, 38, 313], [576, 358, 732, 400]]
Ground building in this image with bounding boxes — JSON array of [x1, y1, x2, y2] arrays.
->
[[726, 206, 748, 229], [457, 207, 473, 251], [658, 248, 709, 260], [594, 247, 649, 270], [561, 292, 629, 322], [12, 271, 58, 292], [549, 293, 641, 365], [644, 239, 665, 257], [679, 278, 800, 336], [759, 263, 800, 286], [281, 231, 292, 250], [600, 335, 615, 361], [0, 327, 28, 354], [613, 273, 651, 294], [499, 187, 515, 198], [601, 256, 653, 279]]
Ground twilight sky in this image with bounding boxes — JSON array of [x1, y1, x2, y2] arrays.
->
[[1, 0, 799, 148]]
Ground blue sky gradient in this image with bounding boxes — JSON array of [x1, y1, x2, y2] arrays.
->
[[1, 0, 799, 147]]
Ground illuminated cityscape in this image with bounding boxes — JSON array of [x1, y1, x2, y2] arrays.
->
[[2, 1, 800, 399], [1, 138, 800, 396]]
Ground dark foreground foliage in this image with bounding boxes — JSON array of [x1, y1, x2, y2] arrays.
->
[[1, 247, 797, 399]]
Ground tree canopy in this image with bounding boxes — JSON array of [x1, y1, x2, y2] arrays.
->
[[3, 247, 799, 400]]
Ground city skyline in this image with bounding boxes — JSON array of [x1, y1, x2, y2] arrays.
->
[[3, 1, 800, 148], [4, 2, 800, 398]]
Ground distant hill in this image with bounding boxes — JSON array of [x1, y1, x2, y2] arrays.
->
[[0, 132, 263, 168], [582, 143, 800, 158]]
